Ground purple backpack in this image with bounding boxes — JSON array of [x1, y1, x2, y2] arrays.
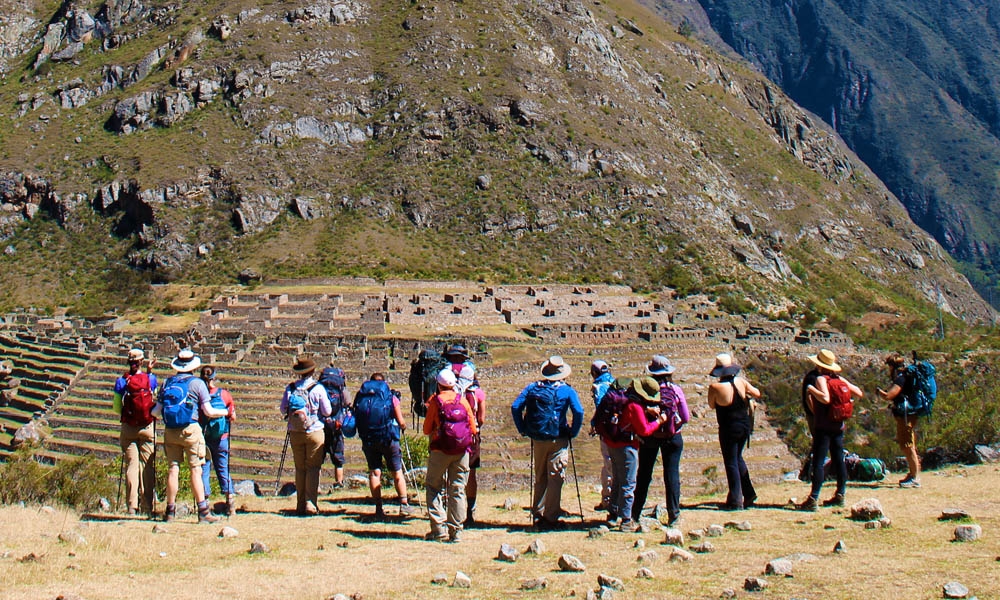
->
[[593, 388, 635, 444], [652, 382, 682, 438], [434, 392, 474, 454]]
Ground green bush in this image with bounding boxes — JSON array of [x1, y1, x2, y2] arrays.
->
[[0, 449, 115, 510]]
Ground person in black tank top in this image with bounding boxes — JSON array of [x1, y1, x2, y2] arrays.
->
[[707, 353, 761, 510]]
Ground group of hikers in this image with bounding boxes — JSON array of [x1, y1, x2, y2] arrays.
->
[[112, 343, 934, 541]]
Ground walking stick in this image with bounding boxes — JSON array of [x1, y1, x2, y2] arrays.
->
[[529, 439, 534, 526], [274, 431, 290, 496], [151, 419, 158, 518], [568, 438, 585, 523], [401, 434, 423, 512], [116, 450, 125, 513]]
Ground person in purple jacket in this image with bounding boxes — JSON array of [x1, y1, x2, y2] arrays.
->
[[632, 355, 690, 526]]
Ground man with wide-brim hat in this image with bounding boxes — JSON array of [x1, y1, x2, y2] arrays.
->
[[707, 352, 762, 511], [511, 356, 584, 529], [280, 355, 332, 516], [113, 348, 158, 516], [155, 349, 227, 523]]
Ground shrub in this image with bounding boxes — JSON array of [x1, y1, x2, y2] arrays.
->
[[0, 449, 115, 510]]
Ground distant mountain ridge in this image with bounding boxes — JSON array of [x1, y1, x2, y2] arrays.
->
[[0, 0, 992, 326]]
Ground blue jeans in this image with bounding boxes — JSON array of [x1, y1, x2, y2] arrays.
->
[[719, 430, 755, 508], [607, 445, 639, 522], [202, 435, 232, 496], [633, 433, 683, 522], [809, 428, 846, 499]]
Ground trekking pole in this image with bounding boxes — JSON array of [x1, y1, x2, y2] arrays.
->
[[151, 420, 158, 518], [528, 440, 534, 526], [568, 438, 585, 523], [116, 450, 125, 513], [401, 434, 424, 512], [274, 431, 290, 497]]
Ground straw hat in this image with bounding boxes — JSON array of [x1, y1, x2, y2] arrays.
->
[[709, 353, 741, 378], [540, 355, 572, 381], [170, 349, 202, 373], [127, 348, 145, 362], [808, 349, 842, 373]]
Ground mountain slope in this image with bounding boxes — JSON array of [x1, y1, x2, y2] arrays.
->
[[0, 0, 992, 324]]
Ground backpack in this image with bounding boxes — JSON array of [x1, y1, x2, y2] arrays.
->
[[286, 381, 318, 433], [653, 382, 682, 438], [522, 382, 563, 440], [826, 375, 854, 421], [434, 391, 474, 454], [592, 388, 634, 444], [895, 361, 937, 417], [354, 379, 397, 445], [409, 349, 449, 418], [121, 372, 155, 428], [319, 367, 347, 414], [845, 452, 887, 482], [160, 374, 196, 429], [201, 388, 230, 442]]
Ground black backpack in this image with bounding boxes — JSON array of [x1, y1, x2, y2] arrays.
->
[[409, 349, 449, 418]]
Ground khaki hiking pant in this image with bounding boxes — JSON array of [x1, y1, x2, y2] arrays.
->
[[532, 438, 569, 523], [290, 429, 325, 512], [120, 421, 156, 513], [426, 450, 470, 538]]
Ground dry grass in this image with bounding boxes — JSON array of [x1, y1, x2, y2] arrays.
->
[[2, 464, 998, 599]]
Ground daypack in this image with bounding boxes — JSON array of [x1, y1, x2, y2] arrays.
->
[[286, 381, 318, 432], [354, 379, 398, 445], [845, 454, 887, 482], [319, 367, 347, 415], [121, 372, 155, 428], [201, 388, 230, 442], [826, 375, 854, 421], [160, 374, 196, 429], [895, 360, 937, 417], [409, 349, 449, 418], [522, 382, 563, 440], [592, 388, 634, 444], [652, 382, 682, 438], [434, 391, 474, 454]]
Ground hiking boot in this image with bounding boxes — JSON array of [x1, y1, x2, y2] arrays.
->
[[606, 516, 622, 529], [447, 529, 462, 543], [822, 494, 846, 507], [164, 505, 176, 523], [373, 507, 387, 521], [797, 497, 818, 512], [198, 510, 221, 524], [594, 499, 610, 511], [331, 482, 345, 490], [899, 476, 921, 488], [424, 530, 447, 542], [744, 495, 758, 509], [399, 502, 413, 517], [619, 520, 640, 533]]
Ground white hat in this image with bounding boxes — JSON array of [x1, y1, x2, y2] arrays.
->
[[170, 349, 202, 373], [541, 355, 572, 381], [436, 369, 457, 388], [127, 348, 145, 362]]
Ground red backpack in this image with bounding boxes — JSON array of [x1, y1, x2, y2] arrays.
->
[[121, 372, 156, 427], [826, 375, 853, 421]]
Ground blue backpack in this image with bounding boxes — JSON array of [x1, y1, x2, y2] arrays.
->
[[200, 388, 230, 442], [160, 374, 196, 429], [319, 367, 347, 414], [522, 382, 563, 440], [895, 360, 937, 417], [353, 380, 397, 445]]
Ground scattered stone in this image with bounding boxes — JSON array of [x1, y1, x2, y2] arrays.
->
[[637, 550, 658, 564], [591, 587, 615, 600], [725, 520, 752, 531], [720, 589, 737, 599], [940, 509, 971, 521], [54, 594, 85, 600], [218, 527, 239, 539], [974, 444, 1000, 464], [636, 567, 654, 579], [57, 531, 86, 545], [588, 526, 610, 539], [663, 528, 684, 546], [40, 506, 56, 515], [689, 528, 705, 540], [277, 482, 297, 497], [558, 554, 587, 572], [864, 521, 882, 530], [452, 571, 471, 588], [833, 540, 847, 553], [19, 552, 43, 563], [744, 576, 769, 591], [337, 541, 349, 548], [706, 524, 726, 537], [502, 497, 517, 511], [431, 573, 448, 585], [943, 581, 970, 598], [878, 517, 892, 529], [497, 544, 519, 562], [248, 541, 270, 554], [98, 498, 111, 512], [525, 539, 545, 555], [690, 541, 715, 553], [850, 498, 884, 521], [633, 539, 645, 549], [233, 480, 261, 496], [953, 524, 982, 542], [327, 595, 349, 600], [765, 558, 793, 577], [520, 577, 547, 591], [669, 547, 694, 562], [598, 573, 626, 591], [151, 524, 167, 534], [637, 517, 659, 532], [476, 174, 491, 190], [346, 475, 368, 489]]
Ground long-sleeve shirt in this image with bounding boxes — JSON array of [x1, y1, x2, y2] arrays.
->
[[423, 389, 479, 450], [591, 372, 615, 408], [279, 376, 332, 434], [604, 402, 668, 449], [511, 380, 585, 440]]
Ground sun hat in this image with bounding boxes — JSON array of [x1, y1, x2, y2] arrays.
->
[[646, 355, 676, 376], [291, 355, 317, 375], [444, 345, 470, 361], [808, 349, 842, 373], [590, 360, 610, 378], [613, 376, 633, 391], [540, 355, 572, 381], [630, 376, 661, 404], [709, 353, 741, 378], [436, 369, 457, 388], [127, 348, 145, 362], [170, 349, 202, 373]]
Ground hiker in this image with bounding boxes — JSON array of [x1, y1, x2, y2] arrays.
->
[[154, 349, 226, 523], [593, 376, 679, 531], [112, 348, 158, 516], [444, 344, 476, 375], [354, 373, 413, 519], [279, 356, 332, 516], [633, 355, 690, 526], [707, 353, 761, 511], [590, 360, 615, 512], [511, 355, 584, 529], [456, 364, 486, 528], [318, 361, 349, 489], [408, 348, 448, 423], [199, 366, 236, 516], [423, 369, 478, 542], [878, 353, 922, 488], [798, 349, 863, 511]]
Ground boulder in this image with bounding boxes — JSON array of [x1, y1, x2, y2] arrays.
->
[[943, 581, 970, 599], [637, 550, 658, 564], [525, 539, 545, 555], [219, 527, 239, 539], [597, 574, 625, 591], [452, 572, 471, 588], [636, 567, 654, 579], [248, 541, 270, 554], [690, 541, 715, 553], [850, 498, 884, 521], [520, 577, 547, 591], [744, 577, 769, 592], [669, 547, 693, 562], [558, 554, 586, 572], [953, 524, 982, 542], [497, 544, 518, 563], [233, 480, 260, 496], [663, 528, 684, 546], [939, 509, 971, 521], [765, 558, 793, 577]]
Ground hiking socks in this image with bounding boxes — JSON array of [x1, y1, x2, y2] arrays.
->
[[198, 500, 220, 523], [164, 504, 176, 522]]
